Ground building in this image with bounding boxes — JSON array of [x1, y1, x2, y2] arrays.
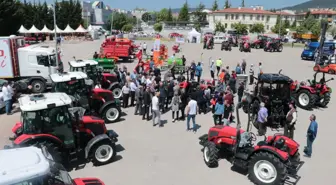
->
[[82, 1, 112, 26], [296, 9, 336, 25], [208, 6, 279, 32], [277, 10, 296, 24]]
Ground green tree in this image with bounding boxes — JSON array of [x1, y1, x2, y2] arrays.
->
[[109, 12, 129, 30], [295, 25, 308, 34], [178, 2, 189, 21], [141, 12, 152, 22], [214, 21, 225, 33], [122, 24, 133, 32], [328, 26, 336, 37], [193, 2, 207, 23], [249, 23, 265, 33], [241, 0, 245, 7], [0, 0, 23, 35], [291, 20, 297, 28], [231, 22, 248, 34], [305, 11, 311, 19], [153, 23, 163, 32], [271, 16, 288, 36], [157, 8, 169, 22], [224, 0, 230, 9], [212, 0, 218, 11], [283, 20, 290, 28], [167, 8, 173, 21]]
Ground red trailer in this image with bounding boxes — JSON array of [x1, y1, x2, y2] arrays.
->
[[99, 37, 137, 62]]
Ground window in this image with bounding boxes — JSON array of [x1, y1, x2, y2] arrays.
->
[[256, 15, 260, 20], [37, 55, 48, 66], [231, 14, 234, 19], [262, 15, 264, 21], [236, 14, 239, 20], [242, 14, 245, 20], [225, 23, 228, 28], [267, 25, 269, 30], [225, 14, 228, 19], [250, 14, 253, 20], [266, 16, 270, 22]]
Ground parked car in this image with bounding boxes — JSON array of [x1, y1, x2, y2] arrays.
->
[[214, 36, 226, 44], [301, 41, 335, 60]]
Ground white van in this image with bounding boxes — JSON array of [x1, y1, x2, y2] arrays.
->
[[214, 36, 226, 44]]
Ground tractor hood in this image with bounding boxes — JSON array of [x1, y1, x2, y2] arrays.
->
[[73, 178, 105, 185]]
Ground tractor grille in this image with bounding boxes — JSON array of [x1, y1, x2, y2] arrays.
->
[[209, 131, 218, 138]]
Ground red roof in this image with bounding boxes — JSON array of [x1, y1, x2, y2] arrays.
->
[[297, 10, 336, 15], [212, 8, 277, 15], [276, 11, 295, 16]]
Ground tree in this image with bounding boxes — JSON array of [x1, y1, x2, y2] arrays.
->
[[328, 26, 336, 37], [122, 24, 133, 32], [212, 0, 218, 11], [141, 12, 152, 22], [214, 21, 225, 33], [271, 15, 288, 36], [178, 2, 189, 21], [305, 11, 311, 19], [295, 25, 308, 34], [231, 22, 248, 34], [167, 8, 173, 21], [157, 8, 169, 22], [224, 0, 230, 9], [249, 23, 265, 33], [193, 2, 207, 23], [0, 0, 23, 35], [153, 23, 163, 32], [241, 0, 245, 7], [291, 20, 297, 28], [283, 20, 290, 28]]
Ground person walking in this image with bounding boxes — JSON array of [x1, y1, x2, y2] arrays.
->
[[210, 60, 215, 79], [134, 86, 144, 115], [228, 74, 237, 94], [213, 97, 224, 125], [237, 82, 245, 103], [152, 92, 162, 127], [235, 63, 242, 75], [190, 62, 196, 80], [223, 100, 232, 125], [158, 82, 167, 112], [185, 97, 198, 132], [171, 93, 181, 122], [304, 114, 318, 158], [167, 80, 174, 106], [142, 86, 152, 120], [122, 83, 130, 108], [256, 102, 268, 135], [180, 91, 188, 120], [241, 59, 247, 74], [285, 101, 298, 139], [258, 62, 263, 76], [249, 64, 255, 85], [195, 62, 203, 83], [129, 80, 137, 106], [182, 55, 186, 66], [2, 82, 13, 115], [216, 58, 222, 76]]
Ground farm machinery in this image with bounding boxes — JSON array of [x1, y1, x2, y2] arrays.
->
[[9, 93, 119, 168], [239, 40, 251, 52], [69, 59, 122, 99], [99, 37, 137, 62], [50, 72, 122, 123], [251, 35, 268, 49], [264, 38, 283, 52], [199, 103, 304, 185], [0, 146, 106, 185], [203, 34, 214, 49]]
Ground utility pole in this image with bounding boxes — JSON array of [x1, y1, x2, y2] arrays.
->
[[279, 9, 282, 38], [86, 7, 89, 28], [53, 0, 59, 67], [110, 10, 114, 34]]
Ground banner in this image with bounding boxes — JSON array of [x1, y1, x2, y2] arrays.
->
[[153, 39, 160, 51], [175, 37, 185, 43], [0, 39, 14, 77]]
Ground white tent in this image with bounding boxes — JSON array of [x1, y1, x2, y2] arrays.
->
[[63, 24, 75, 33], [50, 25, 64, 33], [27, 25, 41, 33], [40, 25, 51, 33], [87, 25, 93, 31], [75, 25, 88, 33], [18, 25, 29, 33], [188, 28, 201, 43]]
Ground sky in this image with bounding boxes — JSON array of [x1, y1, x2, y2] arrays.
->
[[26, 0, 310, 10]]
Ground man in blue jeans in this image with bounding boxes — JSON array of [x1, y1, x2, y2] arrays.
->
[[185, 97, 198, 132], [304, 114, 318, 158], [2, 82, 13, 115]]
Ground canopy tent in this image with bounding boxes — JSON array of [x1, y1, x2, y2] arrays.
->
[[18, 25, 29, 33], [27, 25, 41, 33], [87, 25, 93, 31], [40, 25, 51, 33], [75, 25, 88, 33], [188, 28, 201, 43], [63, 24, 75, 33], [50, 25, 64, 33]]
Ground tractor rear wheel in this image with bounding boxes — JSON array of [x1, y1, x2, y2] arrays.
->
[[296, 89, 316, 110], [319, 93, 331, 107], [203, 141, 219, 168], [248, 152, 287, 185], [91, 140, 116, 166], [103, 105, 121, 123]]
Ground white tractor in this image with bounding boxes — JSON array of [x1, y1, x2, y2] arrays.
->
[[0, 146, 106, 185]]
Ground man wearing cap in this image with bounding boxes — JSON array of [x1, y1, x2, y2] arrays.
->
[[249, 64, 255, 85], [256, 102, 268, 135], [216, 58, 222, 76], [210, 60, 215, 79]]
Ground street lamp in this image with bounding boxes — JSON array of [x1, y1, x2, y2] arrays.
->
[[52, 0, 59, 67]]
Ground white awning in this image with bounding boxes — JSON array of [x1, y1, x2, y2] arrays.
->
[[63, 24, 75, 33], [40, 25, 51, 33], [75, 25, 88, 33], [27, 25, 41, 33]]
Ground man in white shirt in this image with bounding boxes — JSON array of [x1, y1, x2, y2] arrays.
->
[[129, 80, 138, 106], [2, 82, 13, 115], [143, 42, 147, 53], [152, 92, 162, 126], [185, 97, 198, 132]]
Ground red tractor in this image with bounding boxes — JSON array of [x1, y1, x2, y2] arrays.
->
[[203, 34, 214, 50], [251, 35, 268, 49], [172, 43, 181, 53], [239, 39, 251, 52], [10, 93, 119, 168], [199, 103, 304, 185]]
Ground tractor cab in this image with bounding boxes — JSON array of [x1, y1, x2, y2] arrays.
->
[[0, 147, 105, 185], [69, 59, 122, 99]]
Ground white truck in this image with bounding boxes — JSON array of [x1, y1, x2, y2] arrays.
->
[[0, 35, 62, 93], [0, 146, 106, 185]]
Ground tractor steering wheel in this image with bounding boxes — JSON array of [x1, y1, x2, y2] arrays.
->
[[248, 132, 257, 142]]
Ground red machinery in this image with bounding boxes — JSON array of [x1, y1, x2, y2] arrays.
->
[[172, 43, 181, 53], [99, 37, 137, 61]]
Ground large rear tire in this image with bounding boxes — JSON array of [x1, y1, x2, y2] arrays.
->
[[111, 85, 122, 99], [296, 89, 316, 110], [103, 105, 121, 123], [31, 80, 46, 93], [203, 141, 219, 168], [248, 152, 287, 185]]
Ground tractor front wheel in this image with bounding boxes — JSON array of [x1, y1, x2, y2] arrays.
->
[[203, 141, 219, 168], [103, 105, 121, 123], [111, 85, 122, 99], [248, 152, 287, 185], [296, 89, 316, 110], [91, 140, 116, 166], [319, 92, 331, 107]]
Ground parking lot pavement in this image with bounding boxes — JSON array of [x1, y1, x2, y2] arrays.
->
[[1, 38, 336, 185]]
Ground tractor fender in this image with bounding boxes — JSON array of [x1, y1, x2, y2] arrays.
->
[[299, 86, 316, 94], [98, 100, 119, 115], [85, 134, 111, 159], [251, 146, 289, 161], [14, 134, 63, 146], [108, 82, 120, 90]]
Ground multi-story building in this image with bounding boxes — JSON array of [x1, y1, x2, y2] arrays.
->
[[277, 10, 296, 24], [82, 1, 112, 25], [296, 9, 336, 25], [208, 6, 279, 32]]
